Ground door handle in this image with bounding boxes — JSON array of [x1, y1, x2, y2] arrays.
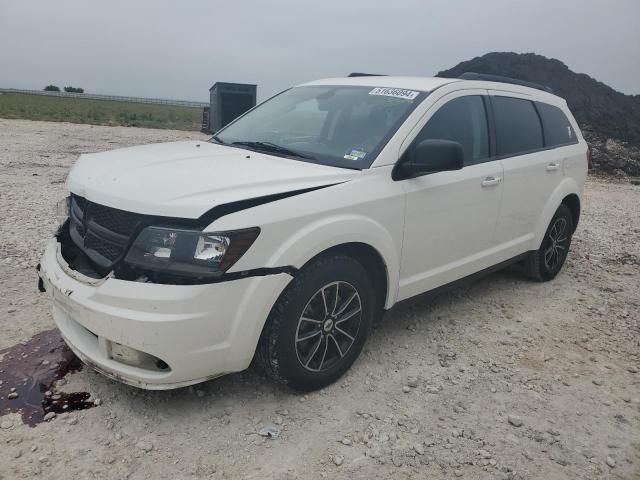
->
[[546, 162, 560, 172], [481, 176, 502, 187]]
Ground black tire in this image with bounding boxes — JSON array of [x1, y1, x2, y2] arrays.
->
[[523, 204, 574, 281], [256, 254, 374, 391]]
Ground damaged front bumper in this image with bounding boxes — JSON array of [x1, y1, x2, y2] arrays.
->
[[37, 239, 292, 389]]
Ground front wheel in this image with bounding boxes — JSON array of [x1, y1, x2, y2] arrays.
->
[[523, 204, 574, 281], [256, 254, 374, 391]]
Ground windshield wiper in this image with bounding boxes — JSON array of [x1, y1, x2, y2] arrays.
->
[[231, 141, 315, 160]]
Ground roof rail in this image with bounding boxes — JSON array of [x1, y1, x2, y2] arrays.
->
[[458, 72, 554, 94], [348, 72, 387, 77]]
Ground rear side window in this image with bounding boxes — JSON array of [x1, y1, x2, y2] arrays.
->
[[492, 96, 543, 157], [536, 102, 578, 147], [415, 95, 489, 165]]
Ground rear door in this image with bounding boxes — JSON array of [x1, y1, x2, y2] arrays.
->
[[488, 92, 564, 257], [397, 91, 504, 301]]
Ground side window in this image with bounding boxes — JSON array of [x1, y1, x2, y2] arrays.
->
[[536, 102, 578, 147], [492, 96, 543, 157], [414, 95, 489, 166]]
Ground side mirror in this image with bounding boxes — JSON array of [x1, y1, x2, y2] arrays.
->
[[396, 139, 464, 179]]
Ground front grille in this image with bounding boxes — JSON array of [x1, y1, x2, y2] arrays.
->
[[68, 194, 146, 270]]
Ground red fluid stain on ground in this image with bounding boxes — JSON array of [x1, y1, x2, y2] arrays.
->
[[0, 329, 95, 426]]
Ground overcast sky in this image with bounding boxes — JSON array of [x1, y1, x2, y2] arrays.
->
[[1, 0, 638, 102]]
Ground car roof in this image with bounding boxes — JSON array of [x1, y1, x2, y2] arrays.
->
[[298, 76, 565, 105], [299, 76, 460, 92]]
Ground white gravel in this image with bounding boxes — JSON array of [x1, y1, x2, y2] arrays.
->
[[0, 119, 639, 479]]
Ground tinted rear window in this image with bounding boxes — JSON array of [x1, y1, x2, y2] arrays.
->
[[536, 102, 578, 147], [493, 96, 544, 157]]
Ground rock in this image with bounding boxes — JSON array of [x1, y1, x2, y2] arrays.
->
[[13, 449, 22, 459], [258, 424, 281, 439], [68, 417, 78, 425], [341, 438, 352, 446], [478, 449, 492, 459], [93, 398, 102, 406], [508, 415, 523, 427], [276, 408, 289, 416], [136, 440, 153, 452], [402, 386, 411, 393], [332, 455, 344, 466], [426, 386, 439, 394], [1, 420, 13, 429], [413, 443, 425, 455], [454, 469, 463, 477], [547, 428, 561, 436], [592, 379, 603, 386], [628, 366, 638, 373], [407, 376, 419, 388], [606, 456, 616, 468], [7, 392, 19, 399], [43, 412, 56, 421]]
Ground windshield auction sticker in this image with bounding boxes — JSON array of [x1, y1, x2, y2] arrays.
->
[[369, 87, 420, 100]]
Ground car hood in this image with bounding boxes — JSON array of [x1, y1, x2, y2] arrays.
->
[[66, 141, 359, 219]]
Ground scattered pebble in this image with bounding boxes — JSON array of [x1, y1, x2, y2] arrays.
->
[[413, 443, 425, 455], [508, 415, 523, 427], [8, 392, 19, 399], [402, 386, 411, 393], [341, 438, 352, 446], [606, 456, 616, 468], [407, 376, 419, 388], [43, 412, 56, 421], [332, 455, 344, 466], [136, 440, 154, 452], [258, 425, 281, 439]]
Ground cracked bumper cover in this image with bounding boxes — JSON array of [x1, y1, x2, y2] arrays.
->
[[37, 239, 292, 389]]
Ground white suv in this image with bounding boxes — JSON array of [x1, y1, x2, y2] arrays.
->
[[38, 75, 588, 391]]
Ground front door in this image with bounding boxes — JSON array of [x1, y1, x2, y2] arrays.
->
[[397, 91, 504, 301]]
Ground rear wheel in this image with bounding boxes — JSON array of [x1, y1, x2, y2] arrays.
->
[[256, 254, 374, 391], [523, 204, 574, 281]]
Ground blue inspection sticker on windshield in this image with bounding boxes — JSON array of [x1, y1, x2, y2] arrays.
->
[[369, 87, 419, 100], [344, 149, 367, 161]]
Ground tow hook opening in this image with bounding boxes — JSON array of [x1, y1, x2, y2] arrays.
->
[[36, 264, 46, 292]]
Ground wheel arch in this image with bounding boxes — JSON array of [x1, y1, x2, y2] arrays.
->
[[533, 178, 581, 248], [561, 193, 580, 233], [264, 215, 400, 309]]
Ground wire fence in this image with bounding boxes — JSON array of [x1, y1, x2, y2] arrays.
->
[[0, 88, 208, 108]]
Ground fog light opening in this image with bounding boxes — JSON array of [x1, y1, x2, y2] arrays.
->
[[155, 359, 170, 370]]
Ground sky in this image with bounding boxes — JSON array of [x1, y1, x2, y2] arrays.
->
[[1, 0, 639, 102]]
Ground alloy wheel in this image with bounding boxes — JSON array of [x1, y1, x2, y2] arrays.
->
[[543, 217, 569, 271], [294, 281, 362, 372]]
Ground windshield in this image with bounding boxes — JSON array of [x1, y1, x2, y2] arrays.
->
[[212, 85, 426, 169]]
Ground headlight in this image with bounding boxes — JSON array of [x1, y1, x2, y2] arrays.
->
[[124, 226, 260, 277]]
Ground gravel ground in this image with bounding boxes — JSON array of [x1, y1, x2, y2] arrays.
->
[[0, 118, 638, 480]]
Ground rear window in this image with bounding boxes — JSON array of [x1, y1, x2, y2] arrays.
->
[[492, 96, 544, 157], [536, 102, 579, 147]]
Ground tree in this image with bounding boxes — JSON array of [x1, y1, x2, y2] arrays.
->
[[43, 85, 60, 92], [63, 86, 84, 93]]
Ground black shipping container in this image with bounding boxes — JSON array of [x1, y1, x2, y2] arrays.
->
[[208, 82, 257, 133]]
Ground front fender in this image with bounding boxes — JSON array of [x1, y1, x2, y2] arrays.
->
[[265, 214, 401, 308], [532, 177, 581, 249]]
